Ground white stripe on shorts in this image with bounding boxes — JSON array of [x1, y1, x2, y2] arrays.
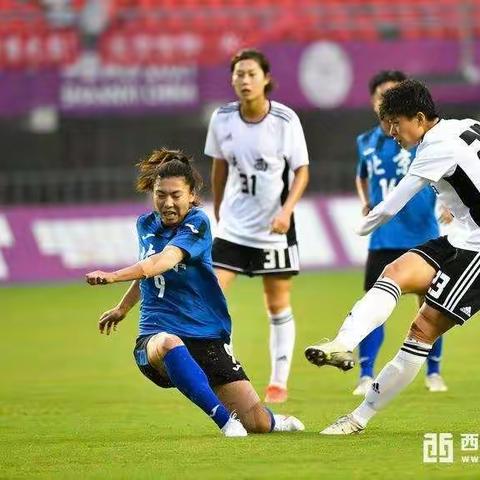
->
[[443, 253, 480, 310]]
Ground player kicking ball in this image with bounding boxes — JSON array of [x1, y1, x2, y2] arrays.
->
[[86, 148, 304, 437], [305, 79, 480, 434]]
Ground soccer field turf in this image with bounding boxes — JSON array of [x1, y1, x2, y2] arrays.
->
[[2, 271, 479, 479]]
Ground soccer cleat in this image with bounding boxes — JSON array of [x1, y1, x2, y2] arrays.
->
[[273, 414, 305, 432], [264, 384, 288, 403], [304, 340, 355, 371], [221, 414, 248, 437], [320, 414, 365, 435], [425, 373, 448, 392], [352, 376, 374, 396]]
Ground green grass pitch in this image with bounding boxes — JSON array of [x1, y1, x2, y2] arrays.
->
[[2, 271, 479, 479]]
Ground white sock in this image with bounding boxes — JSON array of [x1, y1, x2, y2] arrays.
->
[[268, 307, 295, 388], [334, 277, 401, 351], [351, 338, 432, 427]]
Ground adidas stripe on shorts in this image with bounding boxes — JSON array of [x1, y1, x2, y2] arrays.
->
[[410, 236, 480, 324]]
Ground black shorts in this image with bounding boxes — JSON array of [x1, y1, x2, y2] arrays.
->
[[212, 237, 300, 277], [410, 236, 480, 324], [133, 334, 249, 389], [364, 249, 408, 291]]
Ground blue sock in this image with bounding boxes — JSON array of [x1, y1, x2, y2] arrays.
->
[[163, 346, 230, 429], [265, 407, 276, 432], [427, 336, 443, 375], [358, 325, 384, 378]]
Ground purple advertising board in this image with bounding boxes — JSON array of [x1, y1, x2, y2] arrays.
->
[[1, 39, 479, 116], [0, 196, 373, 284]]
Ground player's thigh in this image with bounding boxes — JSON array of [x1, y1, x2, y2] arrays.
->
[[381, 251, 436, 294], [364, 249, 406, 291], [262, 274, 293, 313], [408, 303, 457, 344], [214, 268, 237, 291], [133, 334, 174, 388], [214, 380, 271, 433]]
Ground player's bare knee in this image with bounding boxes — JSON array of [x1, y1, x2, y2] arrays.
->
[[266, 301, 290, 316], [162, 334, 183, 353], [148, 333, 183, 361], [382, 261, 402, 282]]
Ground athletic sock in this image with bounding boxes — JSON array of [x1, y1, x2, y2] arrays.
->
[[268, 307, 295, 388], [265, 407, 276, 432], [358, 325, 385, 378], [426, 336, 443, 375], [352, 338, 432, 427], [163, 345, 230, 429], [335, 277, 401, 351]]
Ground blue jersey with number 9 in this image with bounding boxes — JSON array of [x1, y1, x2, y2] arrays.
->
[[136, 207, 231, 340], [356, 125, 439, 250]]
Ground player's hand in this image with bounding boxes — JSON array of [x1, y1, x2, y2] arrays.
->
[[98, 307, 126, 335], [361, 203, 371, 216], [270, 210, 291, 234], [86, 270, 115, 285], [438, 206, 454, 224]]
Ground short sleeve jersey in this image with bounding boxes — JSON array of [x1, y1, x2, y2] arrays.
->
[[409, 119, 480, 251], [204, 100, 309, 249], [137, 207, 231, 340], [356, 125, 439, 250]]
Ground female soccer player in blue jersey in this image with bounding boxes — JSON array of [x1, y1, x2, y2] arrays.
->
[[86, 148, 304, 437]]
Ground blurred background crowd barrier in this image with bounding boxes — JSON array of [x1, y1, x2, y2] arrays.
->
[[0, 0, 479, 283]]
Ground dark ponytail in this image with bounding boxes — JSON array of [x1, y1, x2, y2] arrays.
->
[[136, 148, 203, 205]]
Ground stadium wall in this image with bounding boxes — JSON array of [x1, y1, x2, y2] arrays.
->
[[0, 196, 367, 284], [0, 196, 457, 284]]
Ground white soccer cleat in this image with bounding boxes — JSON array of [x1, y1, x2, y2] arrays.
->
[[273, 414, 305, 432], [320, 414, 365, 435], [221, 414, 248, 437], [425, 373, 448, 392], [305, 340, 355, 371], [352, 376, 374, 396]]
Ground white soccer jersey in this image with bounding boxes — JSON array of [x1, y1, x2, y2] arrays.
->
[[409, 119, 480, 251], [358, 119, 480, 252], [204, 100, 309, 249]]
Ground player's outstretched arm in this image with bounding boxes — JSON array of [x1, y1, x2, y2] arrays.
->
[[356, 174, 429, 236], [86, 246, 185, 285], [98, 280, 141, 335]]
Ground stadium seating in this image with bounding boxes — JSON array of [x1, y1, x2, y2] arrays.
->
[[0, 0, 477, 68]]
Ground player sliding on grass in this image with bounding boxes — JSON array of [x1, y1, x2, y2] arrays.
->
[[305, 79, 480, 434], [86, 148, 304, 437]]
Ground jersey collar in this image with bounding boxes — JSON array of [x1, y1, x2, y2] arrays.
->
[[420, 118, 442, 144], [238, 100, 271, 124]]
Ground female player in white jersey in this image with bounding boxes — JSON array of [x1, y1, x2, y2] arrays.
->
[[305, 79, 480, 434], [205, 49, 310, 403]]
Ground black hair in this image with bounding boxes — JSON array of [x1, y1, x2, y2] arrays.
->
[[379, 79, 438, 121], [368, 70, 408, 96], [230, 48, 275, 94], [136, 148, 203, 205]]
